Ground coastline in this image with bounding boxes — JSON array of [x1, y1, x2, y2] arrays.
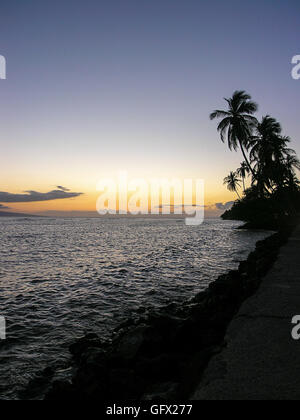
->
[[31, 221, 296, 401], [193, 222, 300, 399]]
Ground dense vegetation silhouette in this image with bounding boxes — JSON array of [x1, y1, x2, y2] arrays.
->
[[211, 90, 300, 228]]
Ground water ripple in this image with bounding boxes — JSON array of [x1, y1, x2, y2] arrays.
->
[[0, 217, 270, 399]]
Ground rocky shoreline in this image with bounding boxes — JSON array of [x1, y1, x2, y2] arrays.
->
[[32, 225, 295, 400]]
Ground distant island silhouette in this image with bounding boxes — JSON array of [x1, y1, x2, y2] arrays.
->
[[0, 211, 42, 218]]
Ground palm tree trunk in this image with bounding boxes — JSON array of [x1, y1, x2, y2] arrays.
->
[[239, 141, 256, 180], [235, 189, 241, 200]]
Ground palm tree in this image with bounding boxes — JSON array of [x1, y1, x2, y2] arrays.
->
[[285, 154, 300, 172], [284, 155, 300, 189], [249, 116, 281, 193], [237, 162, 249, 192], [249, 116, 282, 160], [210, 90, 258, 177], [223, 171, 242, 199], [249, 116, 297, 192]]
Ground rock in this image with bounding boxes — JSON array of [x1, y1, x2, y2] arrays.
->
[[69, 333, 103, 359], [191, 290, 210, 304], [79, 347, 107, 367], [208, 308, 235, 329], [43, 228, 292, 401], [114, 318, 136, 332], [113, 325, 151, 361], [142, 382, 181, 401], [148, 313, 184, 331], [188, 302, 211, 323], [145, 314, 185, 348], [45, 380, 77, 400], [85, 332, 99, 339], [73, 363, 108, 399], [209, 271, 242, 300], [42, 366, 55, 377], [168, 319, 204, 353], [19, 366, 55, 400], [109, 369, 145, 399], [135, 354, 182, 382], [164, 302, 181, 314], [136, 306, 146, 314]]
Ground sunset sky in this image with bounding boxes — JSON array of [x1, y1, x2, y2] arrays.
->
[[0, 0, 299, 216]]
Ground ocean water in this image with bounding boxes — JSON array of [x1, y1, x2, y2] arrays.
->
[[0, 217, 271, 399]]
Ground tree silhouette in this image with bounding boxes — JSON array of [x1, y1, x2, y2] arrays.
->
[[237, 162, 249, 192], [211, 91, 300, 227], [210, 90, 258, 177], [249, 116, 298, 194], [223, 171, 242, 199]]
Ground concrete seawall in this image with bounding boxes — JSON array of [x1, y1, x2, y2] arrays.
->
[[192, 225, 300, 400]]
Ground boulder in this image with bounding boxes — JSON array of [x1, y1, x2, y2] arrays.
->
[[69, 333, 103, 359], [142, 382, 181, 401], [113, 325, 151, 361], [45, 380, 77, 400]]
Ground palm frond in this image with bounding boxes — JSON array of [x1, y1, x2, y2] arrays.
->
[[210, 110, 230, 120]]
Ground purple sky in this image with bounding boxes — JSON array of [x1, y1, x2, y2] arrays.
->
[[0, 0, 299, 214]]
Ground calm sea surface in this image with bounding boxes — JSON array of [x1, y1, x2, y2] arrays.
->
[[0, 217, 271, 399]]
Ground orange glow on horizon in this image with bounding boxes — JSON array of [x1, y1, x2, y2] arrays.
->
[[1, 181, 238, 215]]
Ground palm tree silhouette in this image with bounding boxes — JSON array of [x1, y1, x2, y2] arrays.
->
[[249, 116, 297, 193], [249, 116, 282, 160], [210, 90, 258, 177], [223, 171, 242, 199], [211, 91, 300, 222], [283, 155, 300, 189], [237, 162, 249, 192]]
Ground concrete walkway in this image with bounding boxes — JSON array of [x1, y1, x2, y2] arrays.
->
[[192, 225, 300, 400]]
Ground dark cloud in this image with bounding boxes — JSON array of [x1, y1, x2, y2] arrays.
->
[[215, 201, 235, 211], [0, 189, 83, 203], [0, 204, 10, 210], [56, 186, 70, 192]]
